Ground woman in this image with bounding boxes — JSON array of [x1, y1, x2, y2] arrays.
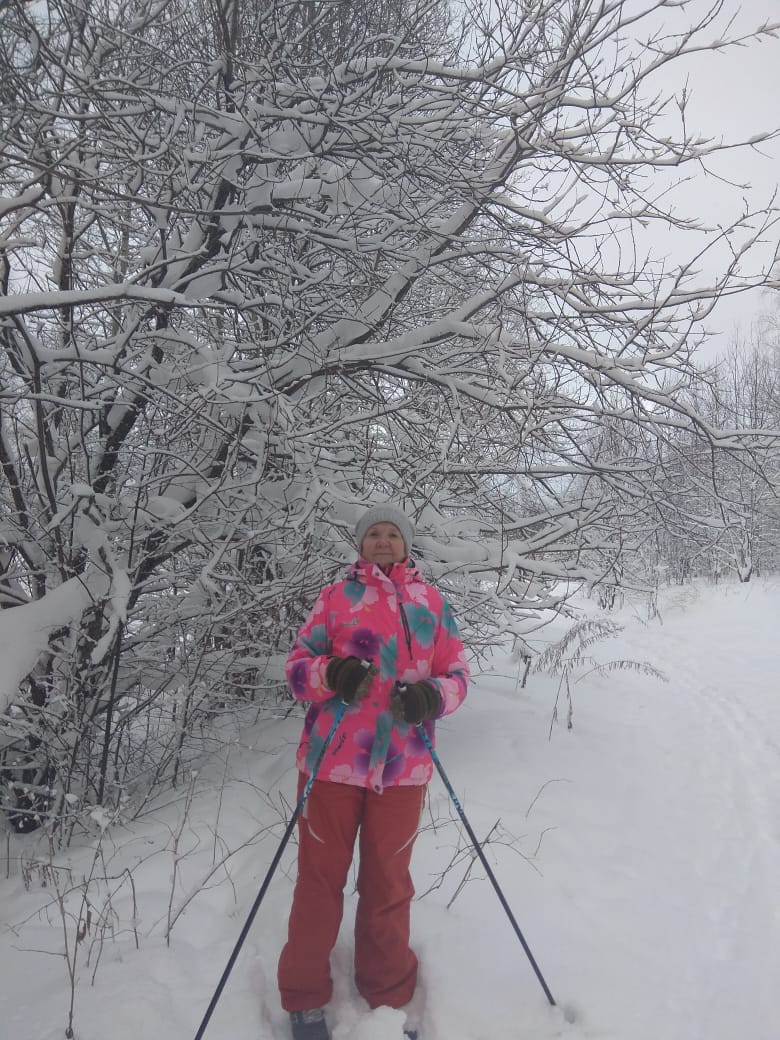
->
[[278, 504, 470, 1040]]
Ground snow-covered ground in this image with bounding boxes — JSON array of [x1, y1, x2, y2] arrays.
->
[[2, 578, 779, 1040]]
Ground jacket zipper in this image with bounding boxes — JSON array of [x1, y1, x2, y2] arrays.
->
[[399, 598, 413, 657]]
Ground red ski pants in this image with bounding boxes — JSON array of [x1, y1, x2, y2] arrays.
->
[[278, 775, 426, 1012]]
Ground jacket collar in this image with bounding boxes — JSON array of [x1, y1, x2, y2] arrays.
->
[[350, 557, 420, 586]]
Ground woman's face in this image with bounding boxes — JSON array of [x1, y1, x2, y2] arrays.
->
[[361, 522, 406, 564]]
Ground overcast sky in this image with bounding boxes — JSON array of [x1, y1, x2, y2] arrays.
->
[[660, 0, 780, 356]]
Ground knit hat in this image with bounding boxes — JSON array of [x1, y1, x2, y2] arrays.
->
[[355, 504, 414, 556]]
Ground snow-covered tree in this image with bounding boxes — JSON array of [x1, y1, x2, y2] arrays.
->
[[662, 338, 780, 583], [1, 0, 778, 829]]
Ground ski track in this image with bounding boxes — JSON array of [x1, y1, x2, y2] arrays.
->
[[603, 586, 780, 1040]]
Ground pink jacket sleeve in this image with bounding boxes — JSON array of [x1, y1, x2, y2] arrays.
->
[[285, 589, 335, 705], [429, 597, 470, 717]]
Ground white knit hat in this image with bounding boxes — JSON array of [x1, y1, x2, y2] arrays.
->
[[355, 504, 414, 556]]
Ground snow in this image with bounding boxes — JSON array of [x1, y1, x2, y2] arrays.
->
[[1, 578, 779, 1040], [0, 571, 110, 711], [0, 283, 192, 316]]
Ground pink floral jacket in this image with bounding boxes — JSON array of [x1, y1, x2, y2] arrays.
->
[[286, 558, 470, 793]]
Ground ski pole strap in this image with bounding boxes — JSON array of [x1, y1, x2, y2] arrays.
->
[[417, 724, 557, 1008]]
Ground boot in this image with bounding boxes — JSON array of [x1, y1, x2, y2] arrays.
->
[[289, 1009, 329, 1040]]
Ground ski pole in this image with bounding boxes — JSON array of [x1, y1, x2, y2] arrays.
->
[[193, 700, 348, 1040], [418, 723, 557, 1007]]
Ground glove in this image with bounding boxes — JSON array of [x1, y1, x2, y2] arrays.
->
[[390, 681, 441, 724], [325, 656, 378, 703]]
